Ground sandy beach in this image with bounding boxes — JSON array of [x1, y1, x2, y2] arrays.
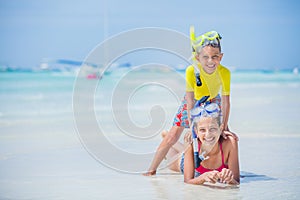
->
[[0, 71, 300, 199]]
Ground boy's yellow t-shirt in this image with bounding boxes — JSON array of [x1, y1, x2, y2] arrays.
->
[[185, 64, 231, 100]]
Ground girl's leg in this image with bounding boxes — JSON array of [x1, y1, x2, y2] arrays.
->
[[163, 131, 184, 172]]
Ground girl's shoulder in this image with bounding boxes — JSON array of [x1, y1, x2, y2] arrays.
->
[[221, 136, 238, 152]]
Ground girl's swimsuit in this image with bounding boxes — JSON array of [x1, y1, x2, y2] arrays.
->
[[195, 140, 228, 174], [180, 140, 228, 177]]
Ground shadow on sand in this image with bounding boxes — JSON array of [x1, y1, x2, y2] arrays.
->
[[240, 171, 277, 183]]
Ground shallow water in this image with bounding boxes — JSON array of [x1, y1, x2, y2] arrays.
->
[[0, 71, 300, 199]]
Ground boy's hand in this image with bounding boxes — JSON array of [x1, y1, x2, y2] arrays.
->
[[221, 130, 239, 141], [143, 170, 156, 176], [184, 131, 192, 144], [183, 131, 193, 149]]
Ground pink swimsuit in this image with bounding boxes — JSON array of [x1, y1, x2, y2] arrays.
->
[[196, 141, 228, 174]]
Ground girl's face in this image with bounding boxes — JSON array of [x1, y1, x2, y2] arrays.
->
[[196, 117, 221, 147], [196, 46, 223, 74]]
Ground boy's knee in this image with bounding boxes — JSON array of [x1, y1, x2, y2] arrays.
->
[[165, 130, 180, 146]]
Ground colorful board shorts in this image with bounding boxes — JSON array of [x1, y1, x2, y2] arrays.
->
[[172, 94, 221, 128]]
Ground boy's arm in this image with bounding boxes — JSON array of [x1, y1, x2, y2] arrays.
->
[[186, 92, 195, 125], [221, 95, 239, 140], [185, 65, 195, 125], [221, 95, 230, 131]]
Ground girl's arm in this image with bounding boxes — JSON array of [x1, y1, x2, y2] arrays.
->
[[183, 144, 195, 183], [228, 136, 240, 183], [219, 137, 240, 184], [183, 144, 219, 185]]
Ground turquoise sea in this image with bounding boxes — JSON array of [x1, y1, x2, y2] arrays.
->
[[0, 66, 300, 199]]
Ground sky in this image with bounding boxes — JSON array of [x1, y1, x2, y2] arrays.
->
[[0, 0, 300, 69]]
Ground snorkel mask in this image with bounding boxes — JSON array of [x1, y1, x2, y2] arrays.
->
[[190, 26, 222, 54], [191, 102, 221, 120], [190, 26, 222, 87]]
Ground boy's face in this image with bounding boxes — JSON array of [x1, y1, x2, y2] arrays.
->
[[196, 117, 221, 148], [196, 46, 223, 74]]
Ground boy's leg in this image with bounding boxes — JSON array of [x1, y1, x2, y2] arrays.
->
[[143, 125, 184, 176], [144, 95, 189, 176]]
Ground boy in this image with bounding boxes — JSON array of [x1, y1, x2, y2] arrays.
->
[[144, 27, 235, 176]]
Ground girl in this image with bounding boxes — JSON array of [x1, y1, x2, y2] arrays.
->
[[166, 103, 240, 185]]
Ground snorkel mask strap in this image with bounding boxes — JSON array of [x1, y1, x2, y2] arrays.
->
[[190, 95, 210, 168], [192, 125, 200, 168]]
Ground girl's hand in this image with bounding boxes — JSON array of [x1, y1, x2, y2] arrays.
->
[[218, 168, 234, 184], [201, 170, 219, 184]]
